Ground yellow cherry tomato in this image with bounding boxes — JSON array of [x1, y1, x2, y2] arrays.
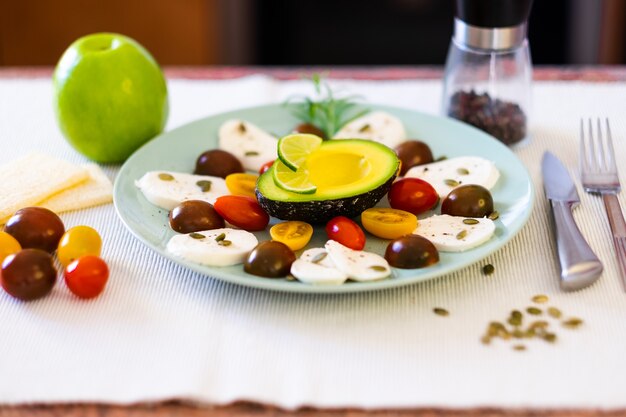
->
[[0, 231, 21, 265], [360, 207, 417, 240], [225, 173, 258, 199], [57, 225, 102, 267], [270, 221, 313, 251]]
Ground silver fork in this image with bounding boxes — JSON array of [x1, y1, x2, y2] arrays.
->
[[580, 118, 626, 290]]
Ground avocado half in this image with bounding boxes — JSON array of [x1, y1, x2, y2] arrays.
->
[[256, 139, 400, 224]]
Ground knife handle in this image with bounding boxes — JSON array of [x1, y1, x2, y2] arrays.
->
[[550, 200, 603, 291]]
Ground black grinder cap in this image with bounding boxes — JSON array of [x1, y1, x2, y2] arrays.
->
[[456, 0, 533, 28]]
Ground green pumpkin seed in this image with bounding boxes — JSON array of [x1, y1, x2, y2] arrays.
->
[[463, 218, 479, 225], [543, 333, 557, 343], [311, 252, 327, 264], [546, 307, 561, 319], [562, 318, 583, 328], [196, 180, 212, 192], [158, 173, 174, 181], [238, 122, 247, 133], [436, 155, 447, 162], [214, 233, 226, 242], [512, 344, 526, 351], [218, 240, 232, 246], [189, 233, 205, 240], [482, 264, 495, 275], [532, 294, 549, 304], [456, 230, 468, 240], [245, 151, 259, 156], [369, 265, 387, 272], [527, 307, 542, 315], [488, 211, 500, 220], [444, 179, 459, 187], [457, 167, 470, 175], [359, 123, 371, 132], [433, 308, 449, 316]]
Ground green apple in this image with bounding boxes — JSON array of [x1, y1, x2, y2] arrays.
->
[[53, 33, 168, 163]]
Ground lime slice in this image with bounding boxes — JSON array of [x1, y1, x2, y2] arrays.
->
[[272, 160, 317, 194], [277, 134, 323, 172]]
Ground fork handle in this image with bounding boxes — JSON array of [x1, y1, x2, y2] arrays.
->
[[602, 193, 626, 290], [550, 200, 603, 291]]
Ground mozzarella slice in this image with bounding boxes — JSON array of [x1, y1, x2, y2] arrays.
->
[[166, 228, 258, 267], [135, 171, 229, 210], [413, 214, 495, 252], [291, 258, 348, 286], [404, 156, 500, 198], [325, 240, 391, 282], [219, 119, 278, 171], [300, 248, 337, 269], [334, 111, 406, 149]]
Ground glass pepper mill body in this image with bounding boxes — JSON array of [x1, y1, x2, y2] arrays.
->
[[442, 0, 534, 146]]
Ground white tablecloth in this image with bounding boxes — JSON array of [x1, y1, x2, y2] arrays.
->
[[0, 75, 625, 409]]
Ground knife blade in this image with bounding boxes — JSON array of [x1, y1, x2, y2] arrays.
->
[[542, 151, 603, 291]]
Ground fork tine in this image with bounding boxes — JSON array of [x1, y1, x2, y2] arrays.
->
[[606, 118, 617, 172], [587, 118, 597, 170], [597, 118, 607, 171], [580, 118, 590, 171]]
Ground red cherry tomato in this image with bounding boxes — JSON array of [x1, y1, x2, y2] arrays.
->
[[214, 195, 270, 231], [325, 216, 366, 250], [388, 178, 439, 215], [259, 160, 274, 175], [64, 255, 109, 299]]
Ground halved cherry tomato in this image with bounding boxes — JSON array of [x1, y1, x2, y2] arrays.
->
[[225, 173, 258, 199], [361, 208, 417, 240], [57, 225, 102, 267], [388, 178, 439, 215], [259, 160, 274, 175], [214, 195, 269, 231], [64, 255, 109, 299], [270, 221, 313, 251], [325, 216, 366, 250]]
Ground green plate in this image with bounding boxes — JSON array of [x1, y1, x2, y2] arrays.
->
[[114, 104, 534, 293]]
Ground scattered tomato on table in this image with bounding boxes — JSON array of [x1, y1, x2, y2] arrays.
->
[[64, 255, 109, 299], [57, 225, 102, 267]]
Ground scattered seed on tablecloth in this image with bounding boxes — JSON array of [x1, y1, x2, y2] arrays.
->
[[532, 294, 549, 303], [482, 264, 495, 275], [526, 307, 542, 315], [562, 318, 583, 329], [433, 308, 449, 317], [547, 307, 562, 319]]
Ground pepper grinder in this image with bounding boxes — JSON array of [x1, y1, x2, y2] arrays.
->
[[442, 0, 534, 146]]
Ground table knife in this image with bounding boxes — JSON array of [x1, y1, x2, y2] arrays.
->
[[541, 151, 603, 291]]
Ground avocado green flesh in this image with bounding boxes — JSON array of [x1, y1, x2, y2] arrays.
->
[[256, 139, 400, 223]]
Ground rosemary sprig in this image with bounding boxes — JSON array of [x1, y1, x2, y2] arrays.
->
[[284, 74, 369, 140]]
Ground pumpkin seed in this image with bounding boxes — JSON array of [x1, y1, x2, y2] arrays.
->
[[512, 329, 524, 339], [189, 233, 205, 240], [482, 264, 495, 275], [532, 294, 549, 304], [196, 180, 212, 192], [512, 344, 527, 351], [481, 335, 491, 345], [488, 211, 500, 220], [547, 307, 562, 319], [444, 179, 459, 187], [238, 122, 247, 133], [457, 167, 470, 175], [311, 252, 327, 264], [359, 123, 371, 132], [218, 240, 232, 246], [436, 155, 447, 162], [158, 173, 174, 181], [526, 307, 542, 315], [456, 229, 468, 240], [463, 218, 479, 225], [369, 265, 387, 272], [433, 308, 449, 316], [543, 333, 557, 343], [245, 151, 259, 156], [562, 318, 583, 329], [286, 275, 295, 281], [214, 233, 226, 242]]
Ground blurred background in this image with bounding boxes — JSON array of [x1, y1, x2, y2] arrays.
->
[[0, 0, 624, 67]]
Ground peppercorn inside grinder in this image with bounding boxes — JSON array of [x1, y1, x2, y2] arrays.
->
[[442, 0, 533, 146]]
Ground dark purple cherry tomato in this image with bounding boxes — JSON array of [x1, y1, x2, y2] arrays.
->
[[325, 216, 366, 250], [244, 241, 296, 278], [394, 140, 434, 176], [385, 235, 439, 269], [293, 123, 326, 140], [441, 184, 494, 218], [169, 200, 225, 233], [1, 249, 57, 300], [194, 149, 244, 178], [4, 207, 65, 253]]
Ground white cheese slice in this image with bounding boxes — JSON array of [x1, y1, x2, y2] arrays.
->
[[404, 156, 500, 198], [135, 171, 229, 210], [413, 214, 495, 252], [325, 240, 391, 282], [218, 119, 278, 172], [291, 248, 348, 285], [166, 228, 258, 267], [334, 111, 406, 149]]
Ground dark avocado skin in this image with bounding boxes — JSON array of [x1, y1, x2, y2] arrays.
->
[[256, 173, 398, 224]]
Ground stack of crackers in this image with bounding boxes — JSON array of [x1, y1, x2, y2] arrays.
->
[[0, 153, 113, 224]]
